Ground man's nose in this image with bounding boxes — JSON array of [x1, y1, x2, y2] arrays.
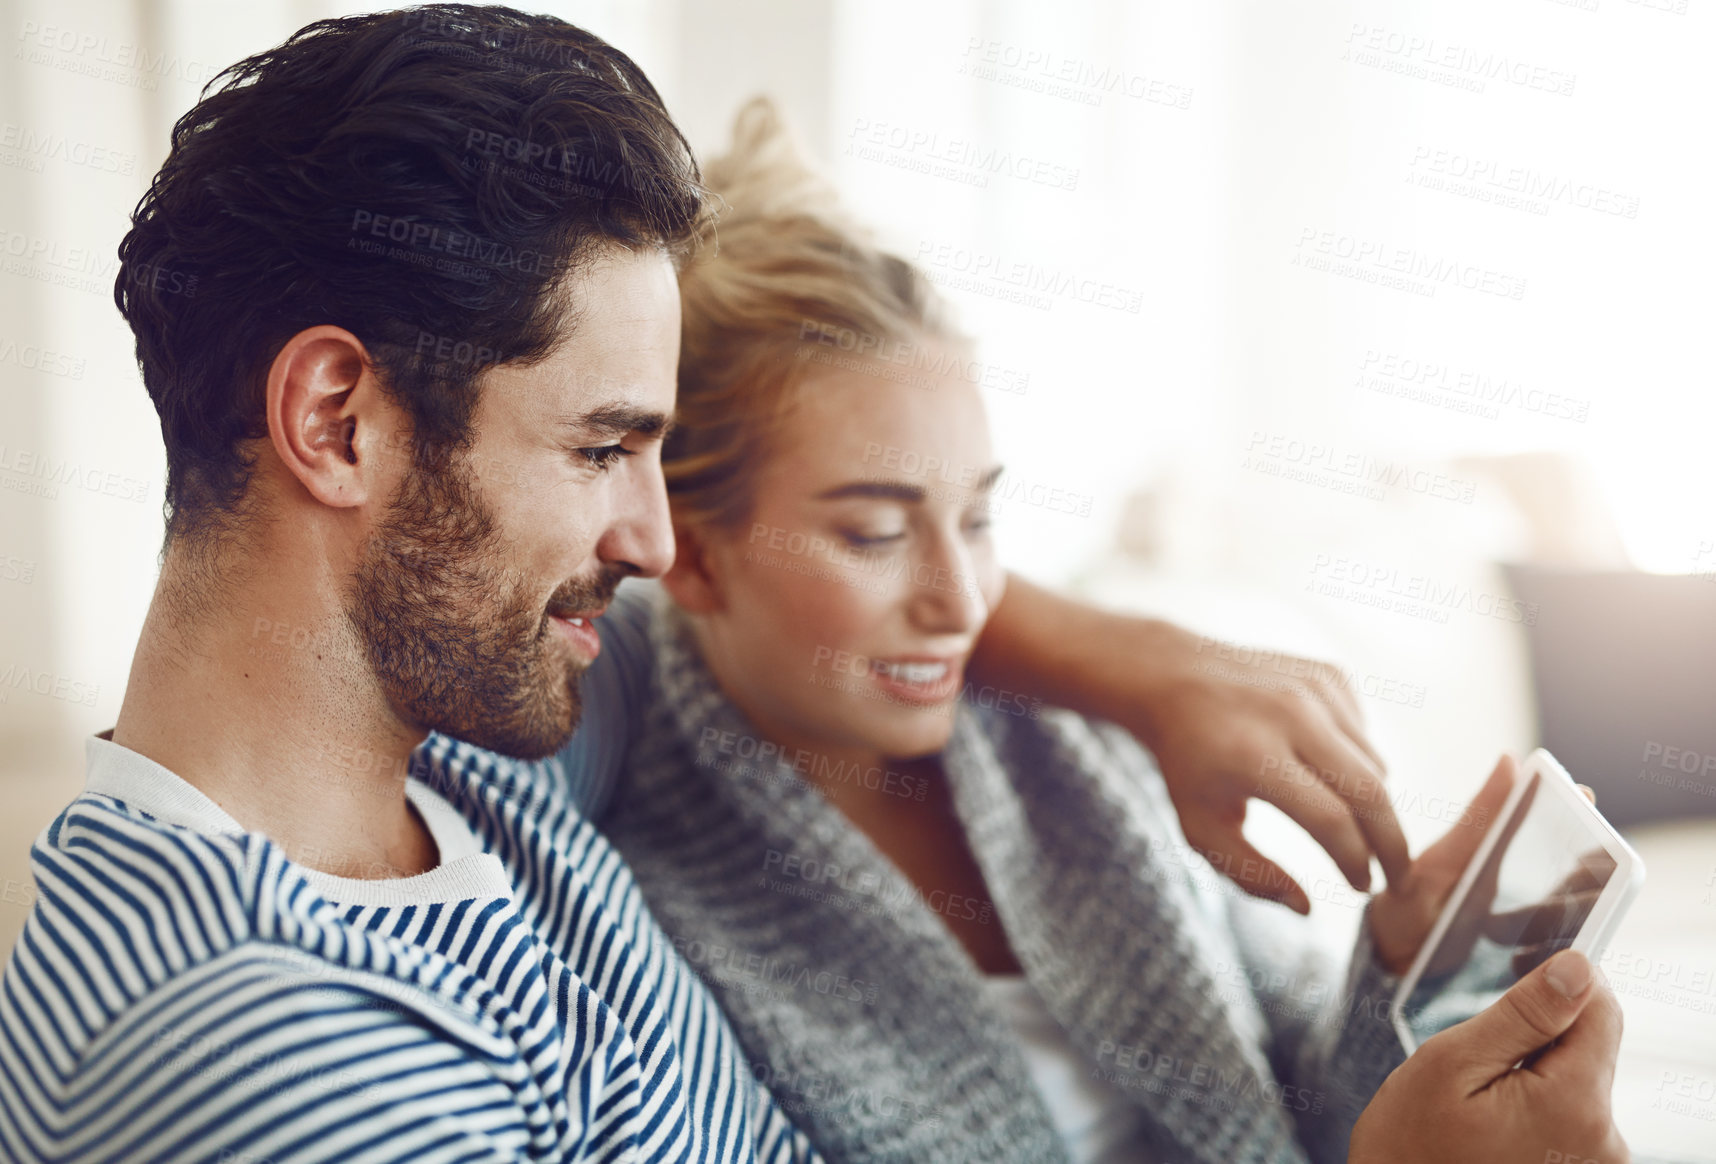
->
[[597, 457, 676, 578]]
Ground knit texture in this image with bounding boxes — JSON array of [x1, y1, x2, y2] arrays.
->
[[602, 597, 1409, 1164]]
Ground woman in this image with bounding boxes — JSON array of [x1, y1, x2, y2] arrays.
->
[[600, 98, 1503, 1164]]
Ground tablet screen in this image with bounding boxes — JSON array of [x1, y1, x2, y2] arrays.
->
[[1396, 769, 1619, 1045]]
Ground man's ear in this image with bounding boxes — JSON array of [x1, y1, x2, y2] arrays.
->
[[265, 325, 394, 510], [660, 522, 726, 614]]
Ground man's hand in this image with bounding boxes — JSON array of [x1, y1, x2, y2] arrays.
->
[[1129, 627, 1412, 914], [1349, 949, 1631, 1164], [971, 575, 1410, 915]]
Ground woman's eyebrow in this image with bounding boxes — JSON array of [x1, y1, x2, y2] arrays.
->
[[816, 480, 924, 502], [815, 464, 1005, 502]]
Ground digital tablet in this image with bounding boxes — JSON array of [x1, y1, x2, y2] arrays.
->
[[1390, 748, 1646, 1055]]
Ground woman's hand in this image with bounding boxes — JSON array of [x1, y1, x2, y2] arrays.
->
[[1349, 949, 1631, 1164], [1366, 756, 1604, 977], [1367, 755, 1521, 975]]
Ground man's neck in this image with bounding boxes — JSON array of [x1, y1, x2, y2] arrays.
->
[[111, 543, 439, 879]]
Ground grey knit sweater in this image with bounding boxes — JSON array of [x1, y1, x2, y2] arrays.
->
[[602, 597, 1408, 1163]]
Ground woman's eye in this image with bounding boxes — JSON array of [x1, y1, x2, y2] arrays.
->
[[840, 529, 905, 548], [576, 445, 635, 471], [964, 513, 993, 536]]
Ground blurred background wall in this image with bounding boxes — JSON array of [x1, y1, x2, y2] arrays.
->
[[1, 1, 1712, 1155]]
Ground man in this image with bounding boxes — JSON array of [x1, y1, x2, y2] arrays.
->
[[0, 6, 1629, 1163]]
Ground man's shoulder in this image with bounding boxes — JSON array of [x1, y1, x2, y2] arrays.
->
[[1, 796, 533, 1093], [5, 796, 431, 1051], [25, 789, 264, 928]]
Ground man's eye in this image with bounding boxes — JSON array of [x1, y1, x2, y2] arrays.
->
[[577, 445, 635, 471]]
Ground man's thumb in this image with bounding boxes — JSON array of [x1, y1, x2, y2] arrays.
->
[[1437, 949, 1595, 1086]]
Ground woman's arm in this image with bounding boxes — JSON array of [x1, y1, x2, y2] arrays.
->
[[970, 571, 1412, 913]]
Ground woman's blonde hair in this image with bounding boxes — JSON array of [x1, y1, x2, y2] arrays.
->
[[665, 96, 962, 533]]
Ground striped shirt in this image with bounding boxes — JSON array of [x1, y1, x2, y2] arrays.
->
[[0, 586, 820, 1164]]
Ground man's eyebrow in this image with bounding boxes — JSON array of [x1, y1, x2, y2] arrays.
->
[[561, 404, 676, 441]]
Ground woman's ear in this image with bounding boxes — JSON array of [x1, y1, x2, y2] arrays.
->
[[660, 523, 725, 614]]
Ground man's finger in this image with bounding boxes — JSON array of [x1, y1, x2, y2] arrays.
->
[[1313, 676, 1388, 775], [1511, 938, 1573, 979], [1254, 761, 1375, 891], [1198, 831, 1311, 915], [1293, 725, 1411, 888], [1529, 965, 1623, 1096], [1437, 949, 1597, 1091]]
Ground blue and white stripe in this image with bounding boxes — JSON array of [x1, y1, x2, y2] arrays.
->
[[0, 727, 819, 1164]]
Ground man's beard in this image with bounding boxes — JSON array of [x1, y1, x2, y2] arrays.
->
[[346, 451, 622, 760]]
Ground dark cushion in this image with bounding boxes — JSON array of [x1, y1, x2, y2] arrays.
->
[[1504, 564, 1716, 828]]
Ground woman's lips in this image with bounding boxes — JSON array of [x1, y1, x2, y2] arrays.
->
[[867, 655, 963, 705]]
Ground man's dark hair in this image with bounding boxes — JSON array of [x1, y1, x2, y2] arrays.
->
[[116, 4, 705, 542]]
